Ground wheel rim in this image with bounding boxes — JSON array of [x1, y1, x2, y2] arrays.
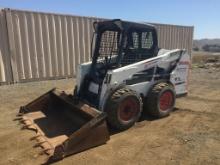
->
[[159, 90, 174, 111], [119, 97, 139, 121]]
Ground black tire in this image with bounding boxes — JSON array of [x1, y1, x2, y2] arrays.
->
[[145, 82, 176, 118], [105, 88, 143, 131]]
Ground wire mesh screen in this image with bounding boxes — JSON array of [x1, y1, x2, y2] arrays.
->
[[121, 31, 154, 66], [96, 30, 154, 66], [98, 31, 120, 59], [131, 31, 153, 49], [142, 32, 153, 49], [132, 32, 139, 49]]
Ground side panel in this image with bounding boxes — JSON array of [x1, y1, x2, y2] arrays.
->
[[99, 49, 183, 111], [170, 51, 190, 95], [76, 61, 92, 92]]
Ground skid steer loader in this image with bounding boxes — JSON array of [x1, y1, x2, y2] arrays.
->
[[17, 19, 190, 162]]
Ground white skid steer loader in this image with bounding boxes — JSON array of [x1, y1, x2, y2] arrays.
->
[[17, 19, 190, 162]]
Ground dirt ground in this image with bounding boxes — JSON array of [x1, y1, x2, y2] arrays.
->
[[0, 57, 220, 165]]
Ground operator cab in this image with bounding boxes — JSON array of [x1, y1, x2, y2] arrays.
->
[[79, 19, 159, 107], [91, 19, 158, 75]]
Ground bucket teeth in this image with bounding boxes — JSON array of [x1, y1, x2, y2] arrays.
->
[[34, 141, 47, 148], [19, 118, 38, 132], [14, 117, 23, 121], [19, 116, 29, 123], [35, 136, 46, 143], [16, 115, 54, 158], [22, 124, 37, 132], [20, 118, 29, 123], [36, 140, 54, 155], [30, 134, 43, 140], [14, 113, 25, 121], [39, 148, 54, 155], [16, 89, 110, 163], [17, 112, 24, 117]]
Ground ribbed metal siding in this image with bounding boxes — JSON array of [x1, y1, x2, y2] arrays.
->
[[0, 11, 6, 83], [153, 23, 193, 54], [5, 9, 104, 82], [0, 8, 193, 84], [0, 10, 13, 84]]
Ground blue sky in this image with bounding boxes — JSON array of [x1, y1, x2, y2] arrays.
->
[[0, 0, 219, 39]]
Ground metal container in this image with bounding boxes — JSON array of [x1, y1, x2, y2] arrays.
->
[[0, 8, 194, 85]]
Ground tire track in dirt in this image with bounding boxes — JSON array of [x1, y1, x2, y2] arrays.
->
[[185, 95, 220, 103], [174, 107, 219, 117]]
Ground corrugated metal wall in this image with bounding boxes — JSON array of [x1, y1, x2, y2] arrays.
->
[[154, 23, 193, 53], [4, 9, 104, 83], [0, 8, 194, 85], [0, 10, 13, 85]]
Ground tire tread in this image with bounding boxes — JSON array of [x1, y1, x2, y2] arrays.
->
[[106, 88, 143, 130]]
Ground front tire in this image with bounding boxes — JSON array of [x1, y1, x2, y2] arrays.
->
[[145, 82, 176, 117], [105, 88, 143, 131]]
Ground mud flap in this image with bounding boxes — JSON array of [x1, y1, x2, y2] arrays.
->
[[16, 88, 110, 162]]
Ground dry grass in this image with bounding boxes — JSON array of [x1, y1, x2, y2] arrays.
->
[[192, 51, 220, 64]]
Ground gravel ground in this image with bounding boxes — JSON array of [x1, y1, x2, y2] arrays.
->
[[0, 66, 219, 165]]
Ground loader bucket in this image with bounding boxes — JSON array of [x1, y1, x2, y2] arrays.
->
[[17, 88, 110, 162]]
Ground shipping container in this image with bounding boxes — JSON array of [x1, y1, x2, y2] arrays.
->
[[0, 8, 194, 84]]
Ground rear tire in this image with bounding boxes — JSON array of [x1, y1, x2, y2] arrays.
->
[[105, 88, 142, 131], [145, 82, 176, 118]]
